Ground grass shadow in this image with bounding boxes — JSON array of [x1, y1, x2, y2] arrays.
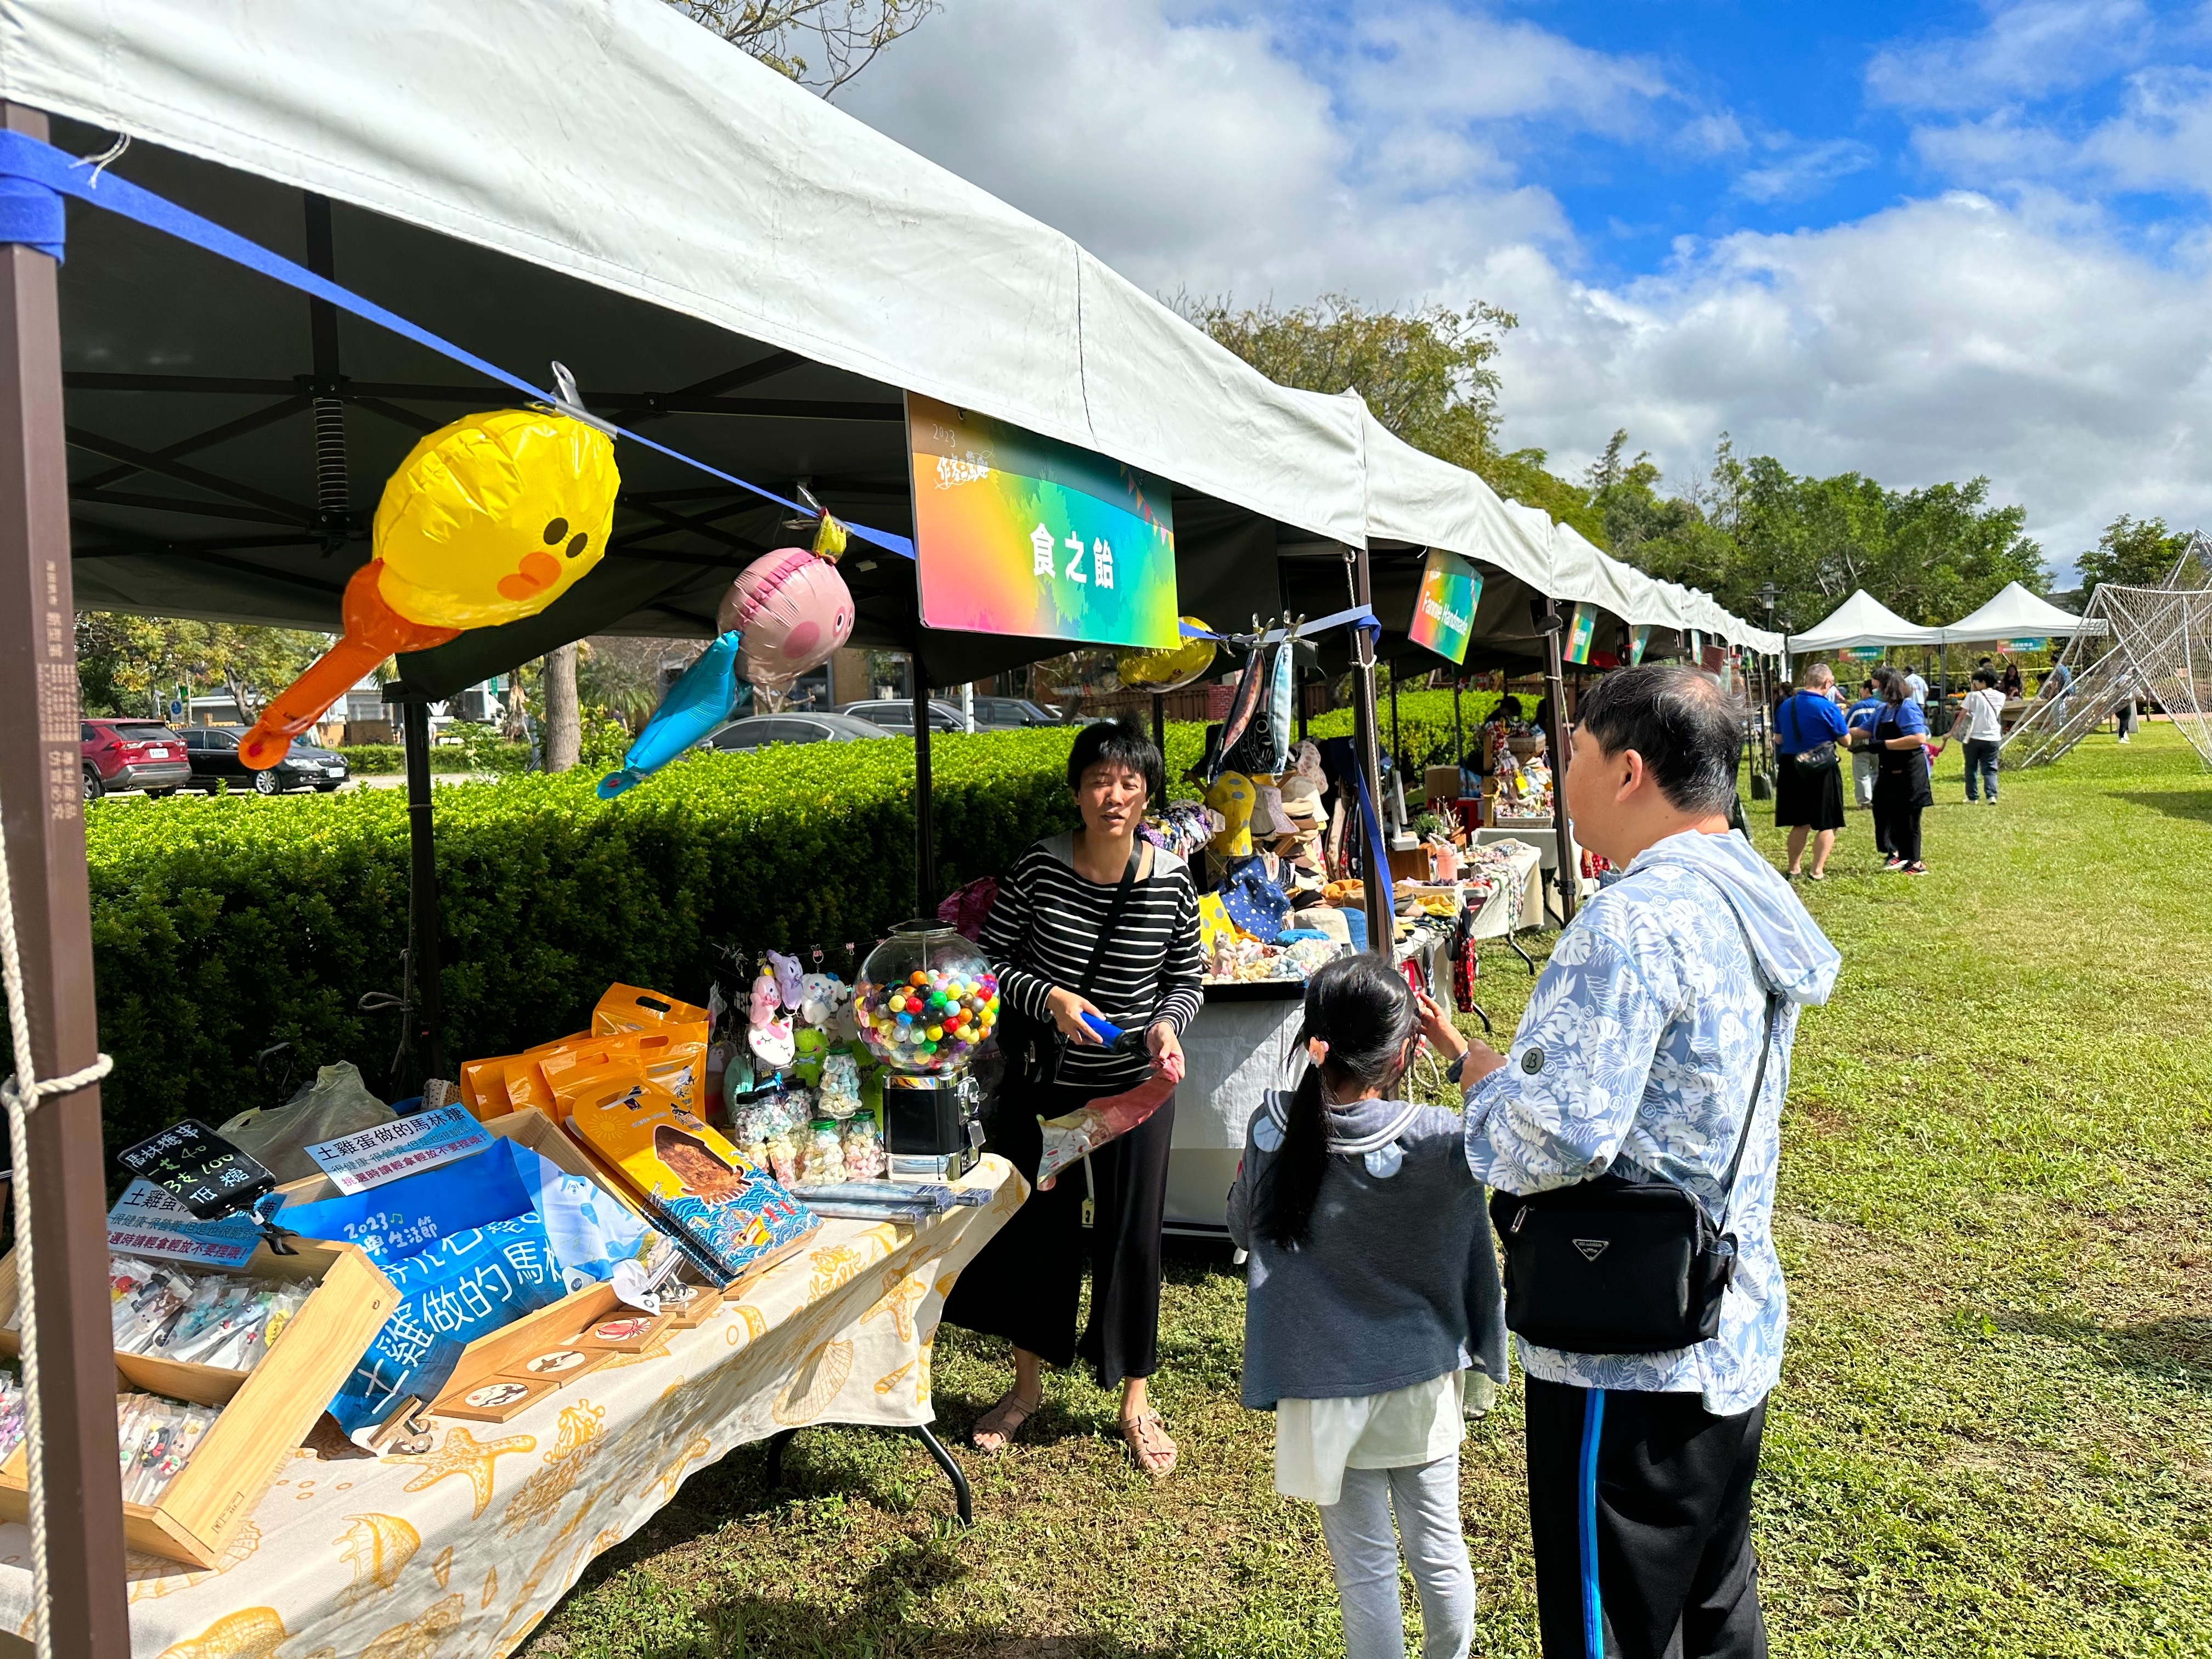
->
[[2112, 789, 2212, 825], [1989, 1310, 2212, 1386]]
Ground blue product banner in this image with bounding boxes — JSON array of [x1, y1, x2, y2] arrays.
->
[[278, 1142, 534, 1261]]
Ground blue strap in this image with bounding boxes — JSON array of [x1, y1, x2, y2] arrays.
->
[[1347, 752, 1394, 910], [1579, 1387, 1607, 1659], [0, 129, 916, 560], [1180, 603, 1378, 644]]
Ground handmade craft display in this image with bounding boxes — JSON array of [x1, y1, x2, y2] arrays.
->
[[240, 409, 619, 769]]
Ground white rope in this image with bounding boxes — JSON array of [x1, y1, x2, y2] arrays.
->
[[0, 793, 115, 1659]]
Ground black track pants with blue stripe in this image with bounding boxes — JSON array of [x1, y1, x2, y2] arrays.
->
[[1525, 1378, 1769, 1659]]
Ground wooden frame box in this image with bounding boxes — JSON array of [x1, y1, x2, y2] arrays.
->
[[0, 1239, 394, 1567]]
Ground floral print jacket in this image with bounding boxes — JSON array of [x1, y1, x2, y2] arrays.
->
[[1465, 827, 1841, 1415]]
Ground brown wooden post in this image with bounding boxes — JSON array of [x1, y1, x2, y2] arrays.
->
[[1348, 546, 1393, 956], [0, 101, 135, 1657]]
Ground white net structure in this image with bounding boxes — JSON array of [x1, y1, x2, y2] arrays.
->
[[2004, 533, 2212, 769]]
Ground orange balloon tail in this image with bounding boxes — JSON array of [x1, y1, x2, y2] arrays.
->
[[238, 561, 459, 769]]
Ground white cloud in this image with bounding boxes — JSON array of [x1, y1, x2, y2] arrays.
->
[[1867, 0, 2154, 113], [844, 0, 2212, 575], [1734, 138, 1880, 204]]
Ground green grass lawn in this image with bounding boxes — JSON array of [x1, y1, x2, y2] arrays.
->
[[522, 724, 2212, 1658]]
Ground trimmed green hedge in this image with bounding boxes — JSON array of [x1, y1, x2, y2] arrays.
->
[[336, 743, 529, 775], [86, 696, 1512, 1153]]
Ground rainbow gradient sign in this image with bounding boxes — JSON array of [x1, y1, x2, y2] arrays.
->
[[1408, 548, 1483, 665], [908, 394, 1178, 648]]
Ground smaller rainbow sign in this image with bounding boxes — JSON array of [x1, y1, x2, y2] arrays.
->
[[1409, 548, 1483, 665], [1629, 624, 1652, 665], [1563, 602, 1598, 665]]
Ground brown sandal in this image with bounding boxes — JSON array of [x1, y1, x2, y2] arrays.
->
[[1120, 1408, 1177, 1479], [970, 1387, 1041, 1454]]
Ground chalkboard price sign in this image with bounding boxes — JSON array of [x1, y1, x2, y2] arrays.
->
[[116, 1119, 276, 1221]]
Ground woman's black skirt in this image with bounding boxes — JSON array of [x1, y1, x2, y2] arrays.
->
[[1774, 753, 1847, 830]]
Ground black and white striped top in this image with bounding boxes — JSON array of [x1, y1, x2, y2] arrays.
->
[[983, 832, 1205, 1088]]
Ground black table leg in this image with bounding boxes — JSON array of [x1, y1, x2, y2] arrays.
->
[[911, 1423, 973, 1525], [1507, 929, 1538, 974], [763, 1426, 797, 1489]]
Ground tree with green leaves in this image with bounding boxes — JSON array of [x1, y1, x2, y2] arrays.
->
[[2075, 514, 2195, 600], [76, 614, 329, 721], [1181, 292, 1612, 546]]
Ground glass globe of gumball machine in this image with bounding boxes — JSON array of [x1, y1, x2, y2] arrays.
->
[[853, 921, 1001, 1180]]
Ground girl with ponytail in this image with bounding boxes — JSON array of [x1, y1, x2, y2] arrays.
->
[[1229, 955, 1508, 1659]]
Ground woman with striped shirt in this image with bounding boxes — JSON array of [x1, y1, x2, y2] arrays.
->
[[944, 719, 1202, 1477]]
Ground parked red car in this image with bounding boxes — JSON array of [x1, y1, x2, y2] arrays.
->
[[81, 719, 193, 801]]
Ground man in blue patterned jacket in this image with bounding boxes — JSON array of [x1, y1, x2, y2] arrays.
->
[[1431, 664, 1839, 1659]]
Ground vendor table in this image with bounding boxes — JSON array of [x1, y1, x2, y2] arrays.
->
[[1162, 928, 1459, 1238], [0, 1160, 1021, 1659]]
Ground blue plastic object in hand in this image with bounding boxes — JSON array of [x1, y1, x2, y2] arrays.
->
[[1081, 1012, 1125, 1045], [598, 630, 743, 798]]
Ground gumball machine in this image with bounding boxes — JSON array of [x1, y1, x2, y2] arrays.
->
[[852, 921, 1002, 1181]]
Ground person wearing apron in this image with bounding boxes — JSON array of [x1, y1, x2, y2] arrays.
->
[[1869, 666, 1934, 874]]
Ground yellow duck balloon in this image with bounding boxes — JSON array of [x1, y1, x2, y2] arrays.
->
[[239, 409, 619, 769]]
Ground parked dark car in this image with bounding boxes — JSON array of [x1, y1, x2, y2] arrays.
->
[[81, 719, 193, 800], [835, 698, 968, 733], [968, 696, 1065, 729], [182, 726, 351, 794], [703, 713, 888, 751]]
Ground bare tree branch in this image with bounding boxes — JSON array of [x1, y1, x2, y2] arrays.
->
[[666, 0, 941, 97]]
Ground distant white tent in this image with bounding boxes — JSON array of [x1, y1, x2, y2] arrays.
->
[[1937, 582, 2085, 644], [1786, 590, 1941, 656]]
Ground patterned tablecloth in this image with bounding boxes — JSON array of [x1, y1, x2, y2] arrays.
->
[[0, 1157, 1023, 1659]]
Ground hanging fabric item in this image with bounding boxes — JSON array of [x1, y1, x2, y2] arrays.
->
[[1207, 637, 1268, 782]]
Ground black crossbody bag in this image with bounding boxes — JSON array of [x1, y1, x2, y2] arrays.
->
[[1489, 990, 1778, 1356], [998, 844, 1143, 1092]]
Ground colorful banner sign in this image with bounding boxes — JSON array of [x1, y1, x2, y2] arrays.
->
[[908, 392, 1178, 649], [1842, 645, 1886, 662], [2005, 637, 2048, 651], [1563, 602, 1598, 665], [1408, 548, 1484, 665], [306, 1103, 495, 1195], [1628, 624, 1652, 665]]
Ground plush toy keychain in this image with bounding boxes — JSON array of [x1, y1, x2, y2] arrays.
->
[[597, 532, 856, 798], [240, 402, 619, 769]]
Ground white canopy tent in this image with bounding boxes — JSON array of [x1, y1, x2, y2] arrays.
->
[[1787, 589, 1941, 656], [1938, 582, 2084, 644]]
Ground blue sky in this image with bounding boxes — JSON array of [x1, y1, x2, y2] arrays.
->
[[848, 2, 2212, 577]]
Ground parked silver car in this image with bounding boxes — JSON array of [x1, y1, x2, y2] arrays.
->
[[703, 712, 889, 751]]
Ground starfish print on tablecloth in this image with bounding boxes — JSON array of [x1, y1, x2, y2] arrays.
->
[[390, 1425, 535, 1520]]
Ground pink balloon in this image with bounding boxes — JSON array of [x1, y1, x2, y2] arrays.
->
[[718, 548, 855, 693]]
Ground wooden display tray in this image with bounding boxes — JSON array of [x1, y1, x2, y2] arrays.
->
[[0, 1239, 394, 1567]]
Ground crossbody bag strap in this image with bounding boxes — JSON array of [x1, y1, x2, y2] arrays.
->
[[1678, 866, 1782, 1230], [1074, 843, 1143, 1003], [1714, 992, 1779, 1231]]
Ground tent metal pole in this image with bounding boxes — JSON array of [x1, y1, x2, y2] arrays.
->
[[1389, 667, 1401, 768], [1349, 545, 1393, 957], [398, 698, 448, 1083], [1150, 693, 1167, 812], [1453, 680, 1463, 769], [912, 652, 936, 912], [0, 98, 133, 1658], [1543, 598, 1578, 923]]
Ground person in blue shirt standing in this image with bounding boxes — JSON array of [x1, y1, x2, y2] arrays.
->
[[1870, 665, 1937, 873], [1844, 678, 1885, 814], [1772, 663, 1849, 881], [1432, 665, 1839, 1659]]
